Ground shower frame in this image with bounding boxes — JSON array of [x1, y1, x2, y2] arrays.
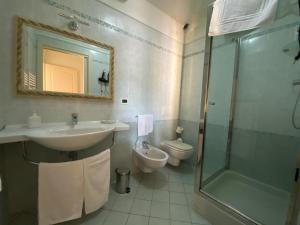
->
[[194, 4, 300, 225]]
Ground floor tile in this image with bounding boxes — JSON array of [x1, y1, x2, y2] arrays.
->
[[155, 170, 169, 181], [112, 197, 134, 213], [169, 174, 182, 183], [103, 194, 117, 210], [118, 186, 137, 199], [149, 217, 171, 225], [171, 221, 192, 225], [169, 182, 185, 193], [183, 184, 194, 193], [130, 199, 151, 216], [131, 174, 142, 187], [103, 211, 128, 225], [135, 188, 153, 200], [152, 190, 170, 203], [126, 214, 149, 225], [154, 180, 169, 191], [170, 204, 191, 222], [84, 210, 110, 225], [189, 207, 211, 224], [185, 194, 193, 205], [170, 192, 187, 205], [150, 201, 170, 219], [182, 175, 194, 185]]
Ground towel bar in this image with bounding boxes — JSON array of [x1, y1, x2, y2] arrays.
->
[[22, 132, 115, 165]]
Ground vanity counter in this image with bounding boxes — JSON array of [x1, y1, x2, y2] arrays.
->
[[0, 121, 130, 145]]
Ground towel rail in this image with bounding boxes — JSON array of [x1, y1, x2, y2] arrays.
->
[[22, 132, 115, 165]]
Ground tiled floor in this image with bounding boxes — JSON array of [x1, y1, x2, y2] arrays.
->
[[61, 163, 211, 225], [10, 163, 211, 225]]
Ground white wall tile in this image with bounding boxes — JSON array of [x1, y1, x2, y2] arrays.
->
[[0, 0, 183, 125]]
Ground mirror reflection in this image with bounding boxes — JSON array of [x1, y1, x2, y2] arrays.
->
[[18, 18, 114, 99]]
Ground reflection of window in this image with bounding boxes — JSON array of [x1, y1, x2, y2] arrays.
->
[[42, 49, 85, 94], [24, 72, 36, 90]]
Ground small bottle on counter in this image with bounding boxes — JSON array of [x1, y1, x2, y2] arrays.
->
[[28, 111, 42, 128]]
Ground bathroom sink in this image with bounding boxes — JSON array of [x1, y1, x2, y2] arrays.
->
[[26, 124, 115, 151]]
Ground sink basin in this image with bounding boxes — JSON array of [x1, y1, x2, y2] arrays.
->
[[26, 124, 115, 151]]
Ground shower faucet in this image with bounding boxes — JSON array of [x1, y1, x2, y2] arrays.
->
[[293, 80, 300, 86]]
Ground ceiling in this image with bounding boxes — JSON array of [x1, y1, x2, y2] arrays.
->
[[146, 0, 205, 26]]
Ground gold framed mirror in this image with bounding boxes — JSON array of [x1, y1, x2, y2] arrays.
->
[[16, 17, 114, 100]]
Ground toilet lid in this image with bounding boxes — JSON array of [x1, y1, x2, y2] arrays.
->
[[164, 140, 193, 152]]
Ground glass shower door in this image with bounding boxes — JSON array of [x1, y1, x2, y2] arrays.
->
[[200, 4, 300, 225]]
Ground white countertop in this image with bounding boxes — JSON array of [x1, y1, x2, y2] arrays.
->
[[0, 121, 130, 144]]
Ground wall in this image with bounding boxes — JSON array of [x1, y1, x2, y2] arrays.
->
[[0, 0, 183, 220], [96, 0, 183, 42], [178, 5, 207, 164]]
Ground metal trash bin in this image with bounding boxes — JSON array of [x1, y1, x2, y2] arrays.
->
[[115, 168, 131, 194]]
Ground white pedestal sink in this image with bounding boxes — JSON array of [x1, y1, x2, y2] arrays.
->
[[25, 121, 127, 151]]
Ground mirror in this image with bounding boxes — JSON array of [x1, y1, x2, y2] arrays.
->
[[16, 17, 114, 100]]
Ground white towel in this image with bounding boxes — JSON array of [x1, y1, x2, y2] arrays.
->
[[83, 149, 110, 214], [209, 0, 278, 36], [138, 114, 153, 137], [145, 114, 153, 134], [38, 161, 84, 225]]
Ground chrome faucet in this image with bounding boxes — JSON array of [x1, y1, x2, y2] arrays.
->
[[142, 141, 150, 149], [71, 113, 78, 126]]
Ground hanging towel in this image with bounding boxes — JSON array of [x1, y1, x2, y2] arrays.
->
[[83, 149, 110, 214], [145, 114, 153, 134], [209, 0, 278, 36], [38, 161, 84, 225], [138, 115, 147, 137], [138, 114, 153, 137]]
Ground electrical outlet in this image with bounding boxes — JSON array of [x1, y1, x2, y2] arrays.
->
[[121, 99, 128, 104]]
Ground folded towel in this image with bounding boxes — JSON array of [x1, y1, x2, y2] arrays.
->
[[38, 161, 84, 225], [209, 0, 278, 36], [83, 149, 110, 214], [138, 114, 153, 137]]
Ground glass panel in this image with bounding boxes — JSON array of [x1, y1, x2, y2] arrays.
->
[[202, 37, 236, 182], [201, 1, 300, 225]]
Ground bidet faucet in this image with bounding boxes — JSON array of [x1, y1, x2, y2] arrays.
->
[[142, 141, 150, 149], [71, 113, 78, 126]]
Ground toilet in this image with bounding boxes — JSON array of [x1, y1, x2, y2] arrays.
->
[[133, 145, 169, 173], [160, 139, 193, 166]]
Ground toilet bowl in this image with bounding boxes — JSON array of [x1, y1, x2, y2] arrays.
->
[[160, 140, 193, 166], [133, 145, 169, 173]]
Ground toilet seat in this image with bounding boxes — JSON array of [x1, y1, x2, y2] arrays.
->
[[164, 140, 193, 152], [160, 140, 193, 166]]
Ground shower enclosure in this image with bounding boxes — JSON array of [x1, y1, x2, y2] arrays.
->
[[197, 2, 300, 225]]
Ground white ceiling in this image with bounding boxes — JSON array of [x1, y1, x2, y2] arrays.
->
[[146, 0, 205, 26]]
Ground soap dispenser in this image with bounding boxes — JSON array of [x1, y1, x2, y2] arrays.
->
[[28, 111, 42, 128]]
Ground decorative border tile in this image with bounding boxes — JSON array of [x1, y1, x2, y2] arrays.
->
[[47, 0, 182, 57]]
